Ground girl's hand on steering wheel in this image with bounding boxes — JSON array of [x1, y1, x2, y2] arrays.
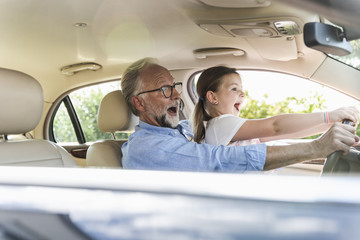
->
[[328, 106, 359, 125]]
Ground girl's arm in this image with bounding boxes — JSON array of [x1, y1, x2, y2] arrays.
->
[[232, 106, 359, 142], [259, 124, 327, 142]]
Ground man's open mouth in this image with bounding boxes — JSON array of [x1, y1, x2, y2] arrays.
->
[[167, 106, 178, 115]]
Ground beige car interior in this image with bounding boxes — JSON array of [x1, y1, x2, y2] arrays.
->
[[1, 1, 359, 173], [0, 68, 77, 167], [86, 90, 138, 168]]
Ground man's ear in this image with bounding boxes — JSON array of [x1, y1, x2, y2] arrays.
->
[[132, 96, 145, 112], [206, 91, 218, 105]]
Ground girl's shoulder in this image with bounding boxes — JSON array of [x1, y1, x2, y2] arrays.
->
[[209, 114, 246, 126], [205, 114, 247, 146]]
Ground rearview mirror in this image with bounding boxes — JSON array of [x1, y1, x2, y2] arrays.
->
[[304, 22, 352, 56]]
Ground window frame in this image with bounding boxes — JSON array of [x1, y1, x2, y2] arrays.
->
[[45, 79, 122, 145], [48, 96, 86, 144]]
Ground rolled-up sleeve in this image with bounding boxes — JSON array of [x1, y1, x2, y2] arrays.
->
[[219, 144, 266, 171]]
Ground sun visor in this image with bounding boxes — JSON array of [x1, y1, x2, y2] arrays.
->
[[248, 37, 298, 61]]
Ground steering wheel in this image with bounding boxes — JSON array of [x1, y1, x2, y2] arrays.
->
[[322, 151, 342, 174], [322, 119, 355, 175]]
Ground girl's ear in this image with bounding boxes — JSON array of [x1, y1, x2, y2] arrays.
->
[[132, 96, 145, 112], [206, 91, 218, 105]]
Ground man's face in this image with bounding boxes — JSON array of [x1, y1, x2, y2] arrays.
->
[[136, 64, 181, 128]]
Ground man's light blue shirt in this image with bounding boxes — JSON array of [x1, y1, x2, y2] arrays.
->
[[121, 120, 266, 172]]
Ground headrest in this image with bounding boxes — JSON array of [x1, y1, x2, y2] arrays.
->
[[97, 90, 138, 133], [0, 68, 43, 135]]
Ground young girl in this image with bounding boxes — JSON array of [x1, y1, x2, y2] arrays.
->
[[193, 66, 359, 146]]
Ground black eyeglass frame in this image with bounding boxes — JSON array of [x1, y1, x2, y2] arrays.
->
[[136, 82, 182, 98]]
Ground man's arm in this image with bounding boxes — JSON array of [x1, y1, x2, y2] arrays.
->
[[122, 125, 266, 172], [264, 123, 359, 170]]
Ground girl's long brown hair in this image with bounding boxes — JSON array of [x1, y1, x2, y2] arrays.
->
[[192, 66, 238, 143]]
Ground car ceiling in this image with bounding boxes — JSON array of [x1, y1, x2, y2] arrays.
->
[[277, 0, 360, 40], [0, 0, 357, 102]]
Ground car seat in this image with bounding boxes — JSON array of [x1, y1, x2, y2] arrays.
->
[[0, 68, 77, 167], [86, 90, 138, 168]]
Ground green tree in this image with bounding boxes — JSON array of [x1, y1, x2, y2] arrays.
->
[[240, 90, 326, 117], [53, 103, 77, 143], [72, 88, 107, 142]]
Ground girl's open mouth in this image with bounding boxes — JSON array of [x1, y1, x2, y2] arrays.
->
[[234, 103, 240, 112]]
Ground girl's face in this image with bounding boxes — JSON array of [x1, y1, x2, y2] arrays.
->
[[212, 73, 245, 117]]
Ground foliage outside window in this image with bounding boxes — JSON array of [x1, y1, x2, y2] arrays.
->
[[53, 81, 131, 144], [331, 39, 360, 70], [53, 102, 78, 143], [240, 71, 360, 138], [239, 91, 327, 139]]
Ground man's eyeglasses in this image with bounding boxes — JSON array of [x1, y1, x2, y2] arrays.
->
[[136, 82, 182, 98]]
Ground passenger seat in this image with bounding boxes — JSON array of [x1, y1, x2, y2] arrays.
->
[[0, 68, 77, 167], [86, 90, 138, 168]]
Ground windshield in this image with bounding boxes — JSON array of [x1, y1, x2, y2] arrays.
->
[[330, 39, 360, 70]]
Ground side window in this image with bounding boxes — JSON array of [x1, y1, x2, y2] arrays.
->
[[53, 101, 77, 143], [50, 81, 130, 144], [191, 70, 360, 137]]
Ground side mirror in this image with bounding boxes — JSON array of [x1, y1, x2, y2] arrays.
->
[[304, 22, 352, 56]]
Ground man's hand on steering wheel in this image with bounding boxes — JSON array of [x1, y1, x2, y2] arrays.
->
[[315, 122, 359, 157]]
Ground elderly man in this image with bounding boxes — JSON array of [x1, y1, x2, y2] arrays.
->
[[121, 58, 359, 172]]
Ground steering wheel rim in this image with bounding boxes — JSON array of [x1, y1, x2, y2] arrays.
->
[[322, 151, 342, 175], [322, 119, 354, 175]]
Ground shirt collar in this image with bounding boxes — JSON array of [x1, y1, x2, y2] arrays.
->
[[138, 120, 193, 140], [138, 120, 177, 134]]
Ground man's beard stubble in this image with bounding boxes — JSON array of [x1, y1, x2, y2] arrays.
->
[[155, 114, 179, 129]]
